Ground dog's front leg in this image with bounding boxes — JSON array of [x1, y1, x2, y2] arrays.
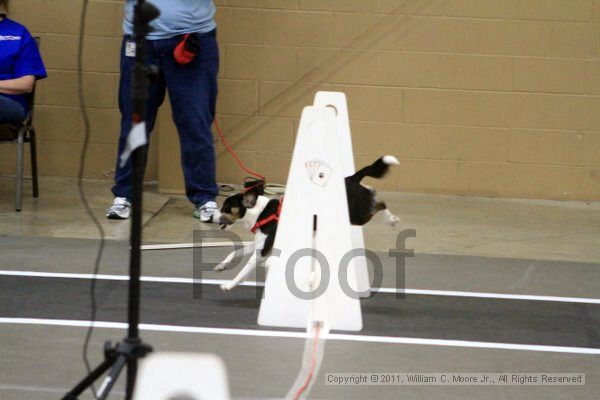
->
[[221, 252, 260, 292], [213, 242, 255, 272], [383, 209, 400, 228]]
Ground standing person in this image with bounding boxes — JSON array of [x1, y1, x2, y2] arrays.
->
[[107, 0, 220, 222], [0, 0, 47, 124]]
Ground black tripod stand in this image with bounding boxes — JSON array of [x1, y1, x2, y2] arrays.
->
[[63, 2, 160, 399]]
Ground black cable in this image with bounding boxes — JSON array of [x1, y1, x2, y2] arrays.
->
[[77, 1, 104, 398], [217, 183, 237, 196]]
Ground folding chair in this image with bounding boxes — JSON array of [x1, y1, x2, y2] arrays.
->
[[0, 38, 40, 211]]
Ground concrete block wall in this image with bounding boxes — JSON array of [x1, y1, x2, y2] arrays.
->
[[2, 0, 599, 200]]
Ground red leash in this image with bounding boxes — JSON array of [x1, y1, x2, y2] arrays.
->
[[214, 118, 265, 181]]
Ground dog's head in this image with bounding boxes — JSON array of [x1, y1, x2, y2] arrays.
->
[[218, 186, 259, 229]]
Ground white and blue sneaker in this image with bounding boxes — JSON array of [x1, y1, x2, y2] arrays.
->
[[193, 200, 219, 223], [106, 197, 131, 220]]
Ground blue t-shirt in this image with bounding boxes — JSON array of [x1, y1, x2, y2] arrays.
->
[[123, 0, 216, 40], [0, 18, 47, 113]]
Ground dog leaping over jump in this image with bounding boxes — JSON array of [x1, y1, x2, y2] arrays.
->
[[213, 155, 401, 292]]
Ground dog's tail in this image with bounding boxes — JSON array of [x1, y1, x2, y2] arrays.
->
[[349, 155, 400, 183]]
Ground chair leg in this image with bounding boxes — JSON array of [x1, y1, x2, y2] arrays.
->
[[15, 128, 25, 212], [29, 127, 39, 198]]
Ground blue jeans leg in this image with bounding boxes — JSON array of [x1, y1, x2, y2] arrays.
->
[[0, 95, 25, 124], [155, 31, 219, 206], [111, 37, 166, 200]]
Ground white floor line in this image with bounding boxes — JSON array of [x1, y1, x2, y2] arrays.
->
[[377, 288, 600, 305], [141, 242, 251, 251], [0, 270, 262, 288], [2, 269, 599, 305], [1, 317, 599, 355]]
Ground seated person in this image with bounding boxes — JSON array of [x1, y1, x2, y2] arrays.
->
[[0, 0, 47, 125]]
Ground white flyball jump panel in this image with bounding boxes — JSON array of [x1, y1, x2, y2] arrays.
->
[[313, 91, 370, 297], [134, 353, 231, 400], [258, 105, 363, 332]]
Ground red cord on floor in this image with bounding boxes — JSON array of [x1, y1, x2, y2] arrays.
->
[[293, 324, 321, 400]]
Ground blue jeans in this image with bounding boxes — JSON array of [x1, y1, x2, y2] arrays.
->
[[0, 95, 26, 124], [112, 31, 219, 206]]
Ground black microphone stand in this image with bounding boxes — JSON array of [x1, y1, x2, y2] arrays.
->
[[62, 1, 159, 399]]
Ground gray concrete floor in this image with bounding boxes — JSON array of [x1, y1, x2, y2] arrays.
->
[[1, 176, 599, 400], [1, 324, 598, 400]]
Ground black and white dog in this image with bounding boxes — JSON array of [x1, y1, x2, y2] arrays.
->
[[214, 155, 400, 291]]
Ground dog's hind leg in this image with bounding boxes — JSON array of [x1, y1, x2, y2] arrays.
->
[[375, 200, 400, 228], [213, 242, 255, 272]]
